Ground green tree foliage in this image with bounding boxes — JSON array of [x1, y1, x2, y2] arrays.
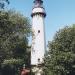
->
[[44, 25, 75, 75], [0, 0, 9, 9], [0, 10, 31, 75]]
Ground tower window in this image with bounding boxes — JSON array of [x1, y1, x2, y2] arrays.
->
[[38, 30, 40, 33], [38, 58, 40, 62]]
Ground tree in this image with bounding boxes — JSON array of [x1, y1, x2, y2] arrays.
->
[[0, 10, 31, 75], [44, 25, 75, 75], [0, 0, 9, 9]]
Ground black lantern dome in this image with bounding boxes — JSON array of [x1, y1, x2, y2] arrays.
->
[[33, 0, 43, 8]]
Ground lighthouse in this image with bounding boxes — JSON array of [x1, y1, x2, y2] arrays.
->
[[31, 0, 46, 75]]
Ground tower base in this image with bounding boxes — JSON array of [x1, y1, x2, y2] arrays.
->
[[31, 65, 43, 75]]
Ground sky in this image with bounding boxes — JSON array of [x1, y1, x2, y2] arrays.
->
[[7, 0, 75, 45]]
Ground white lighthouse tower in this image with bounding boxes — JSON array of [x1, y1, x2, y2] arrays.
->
[[31, 0, 46, 75]]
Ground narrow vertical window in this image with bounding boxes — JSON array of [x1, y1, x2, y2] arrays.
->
[[38, 30, 40, 33], [38, 58, 40, 62]]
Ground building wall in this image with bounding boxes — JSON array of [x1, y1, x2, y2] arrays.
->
[[31, 14, 45, 65]]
